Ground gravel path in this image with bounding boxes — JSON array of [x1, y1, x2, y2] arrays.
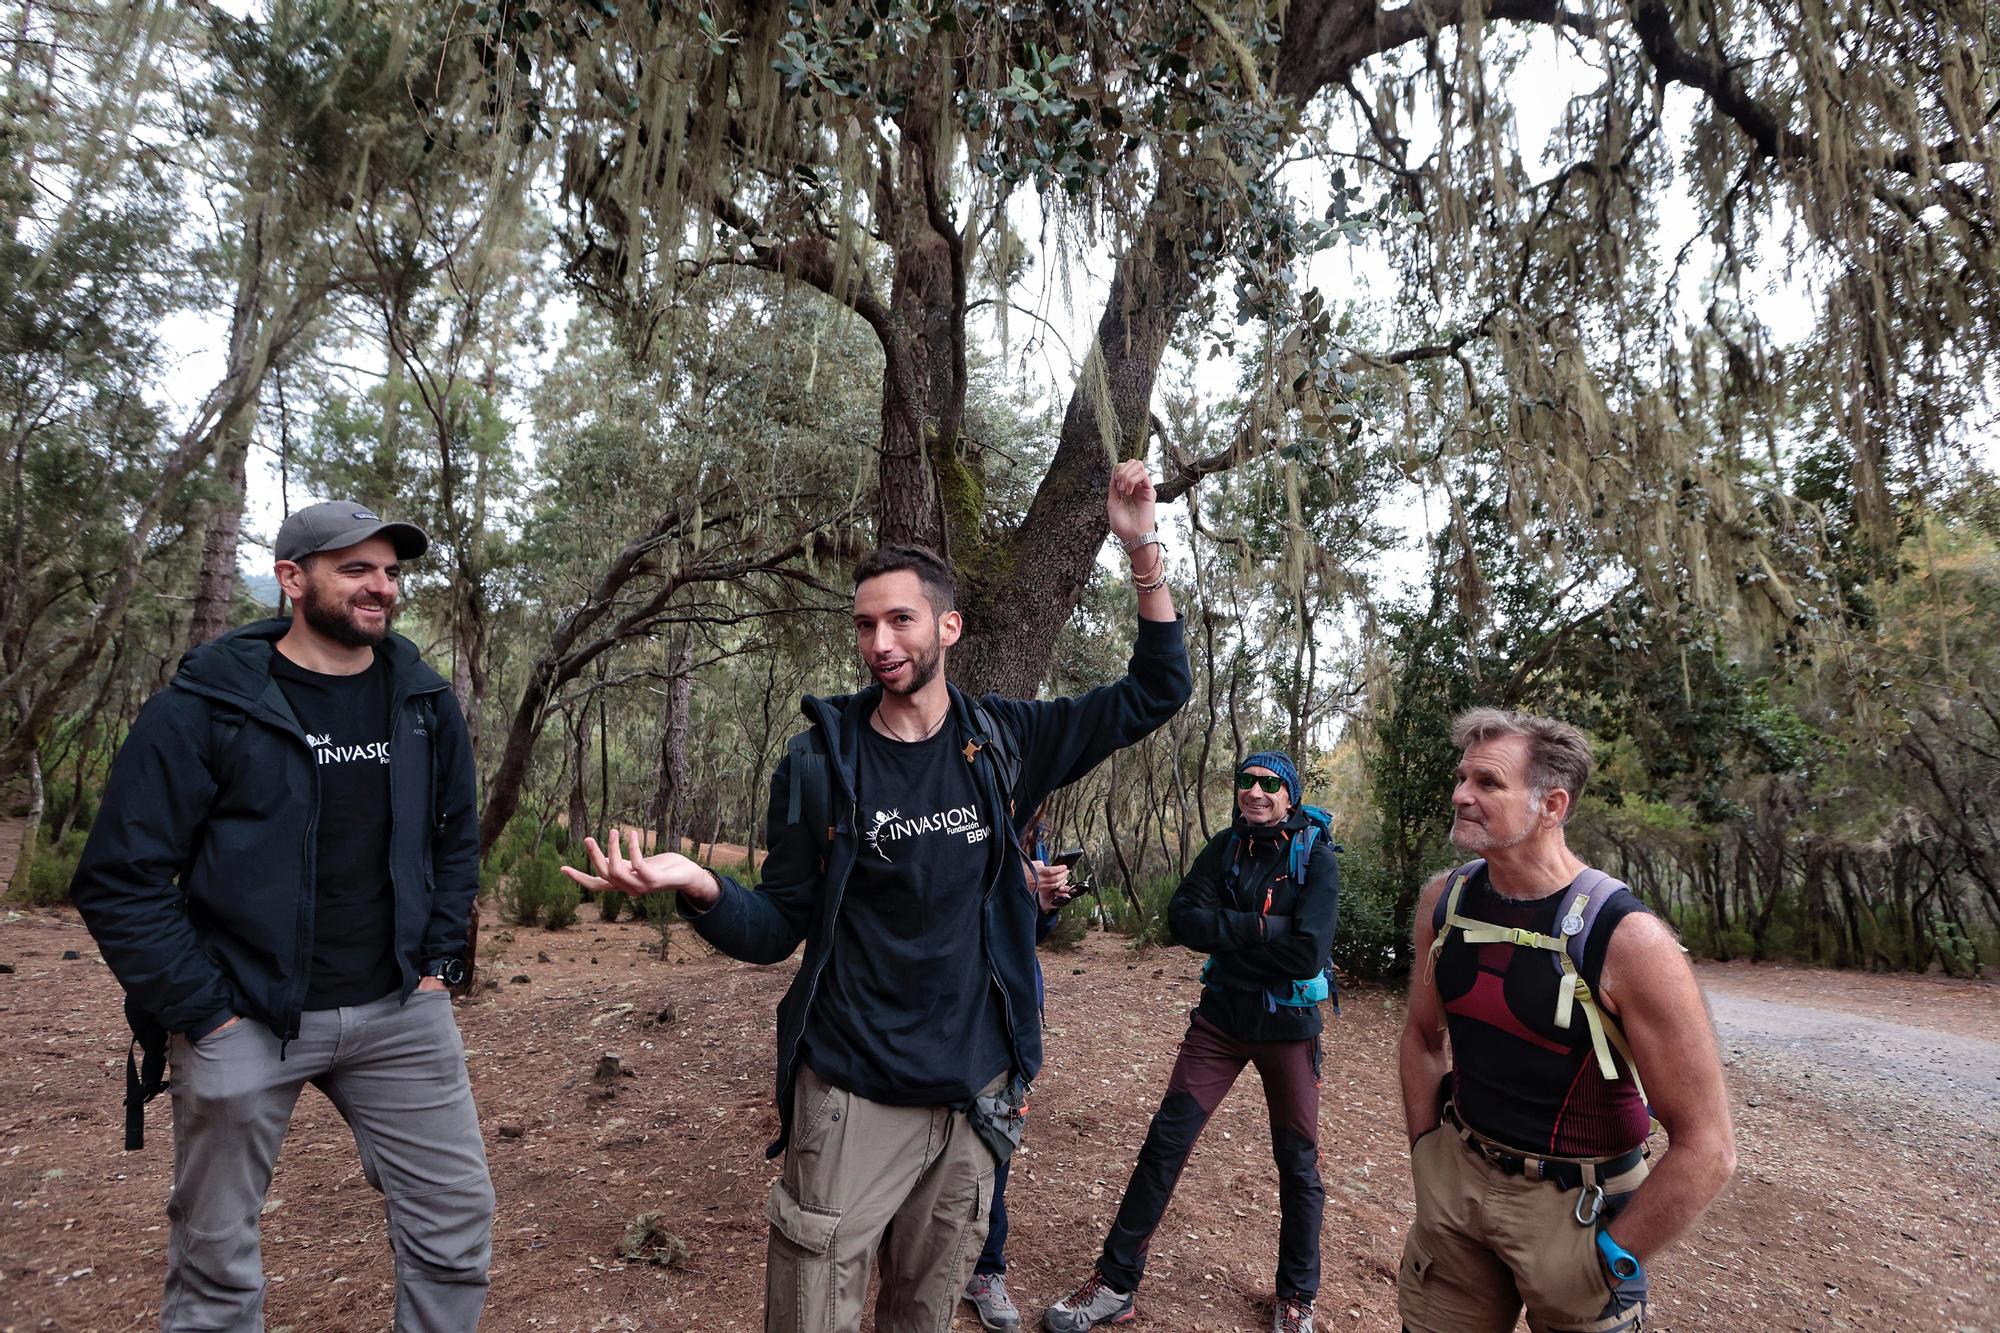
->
[[1704, 976, 2000, 1128]]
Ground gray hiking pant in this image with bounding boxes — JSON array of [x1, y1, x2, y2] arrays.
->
[[162, 988, 493, 1332]]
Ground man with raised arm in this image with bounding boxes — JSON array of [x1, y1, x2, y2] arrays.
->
[[1397, 708, 1736, 1333], [567, 460, 1192, 1333]]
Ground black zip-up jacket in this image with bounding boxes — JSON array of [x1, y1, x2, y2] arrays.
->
[[71, 619, 480, 1048], [1169, 807, 1341, 1042], [681, 616, 1192, 1157]]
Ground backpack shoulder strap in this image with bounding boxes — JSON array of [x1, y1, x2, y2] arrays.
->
[[1289, 806, 1334, 883], [969, 702, 1022, 823], [1426, 859, 1486, 978], [1431, 859, 1484, 934], [784, 728, 834, 853], [1547, 867, 1646, 1096], [1550, 867, 1626, 971]]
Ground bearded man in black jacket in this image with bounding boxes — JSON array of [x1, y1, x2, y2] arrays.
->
[[567, 460, 1192, 1333], [71, 502, 492, 1332]]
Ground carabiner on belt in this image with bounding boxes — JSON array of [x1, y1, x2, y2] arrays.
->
[[1574, 1182, 1605, 1226]]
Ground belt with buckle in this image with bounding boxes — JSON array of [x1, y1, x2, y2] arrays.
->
[[1443, 1101, 1645, 1192]]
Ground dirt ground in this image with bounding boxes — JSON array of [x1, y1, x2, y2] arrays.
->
[[3, 875, 1997, 1331]]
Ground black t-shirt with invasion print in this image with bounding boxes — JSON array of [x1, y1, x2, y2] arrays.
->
[[801, 720, 1010, 1107], [270, 650, 401, 1009]]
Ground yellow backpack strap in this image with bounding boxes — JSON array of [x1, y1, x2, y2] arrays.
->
[[1426, 866, 1475, 973], [1567, 972, 1648, 1103], [1550, 889, 1592, 1031], [1425, 865, 1477, 1032]]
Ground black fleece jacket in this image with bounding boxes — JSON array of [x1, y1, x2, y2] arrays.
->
[[680, 615, 1192, 1156], [70, 619, 480, 1045], [1169, 807, 1341, 1042]]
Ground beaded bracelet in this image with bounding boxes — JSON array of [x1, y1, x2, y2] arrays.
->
[[1131, 548, 1169, 592]]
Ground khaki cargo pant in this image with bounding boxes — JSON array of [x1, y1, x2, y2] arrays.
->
[[1398, 1121, 1649, 1333], [764, 1064, 997, 1333]]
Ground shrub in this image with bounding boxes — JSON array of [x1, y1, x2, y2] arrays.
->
[[1040, 886, 1095, 950], [10, 830, 87, 907], [597, 890, 631, 922], [711, 858, 761, 889], [502, 847, 579, 930], [1323, 840, 1407, 982], [41, 783, 95, 837], [1097, 871, 1180, 946], [630, 883, 679, 956]]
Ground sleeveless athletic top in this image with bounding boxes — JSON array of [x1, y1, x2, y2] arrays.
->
[[1434, 865, 1652, 1157]]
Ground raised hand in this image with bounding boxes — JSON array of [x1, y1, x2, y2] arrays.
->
[[561, 829, 723, 908], [1107, 457, 1158, 547]]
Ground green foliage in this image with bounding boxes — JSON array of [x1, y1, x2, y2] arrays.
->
[[1040, 896, 1094, 951], [1096, 872, 1179, 947], [1324, 840, 1407, 982], [709, 859, 761, 889], [497, 843, 580, 929], [1369, 585, 1475, 942], [41, 783, 96, 838], [629, 889, 678, 929], [10, 830, 88, 907]]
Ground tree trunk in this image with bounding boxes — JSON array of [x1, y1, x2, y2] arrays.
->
[[952, 191, 1210, 698], [189, 416, 252, 647], [12, 743, 42, 891], [651, 630, 695, 852], [568, 707, 590, 855], [873, 54, 965, 555]]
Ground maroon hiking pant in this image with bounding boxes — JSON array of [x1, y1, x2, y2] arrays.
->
[[1098, 1012, 1325, 1300]]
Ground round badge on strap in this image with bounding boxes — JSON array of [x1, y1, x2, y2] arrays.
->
[[1560, 912, 1585, 937]]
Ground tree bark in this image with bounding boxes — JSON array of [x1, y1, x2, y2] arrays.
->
[[651, 630, 695, 853], [189, 416, 252, 647], [873, 53, 967, 555], [952, 189, 1209, 697], [568, 706, 590, 855]]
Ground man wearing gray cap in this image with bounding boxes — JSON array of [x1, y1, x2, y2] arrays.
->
[[71, 501, 493, 1331]]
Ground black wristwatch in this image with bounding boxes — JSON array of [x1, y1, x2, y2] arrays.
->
[[424, 957, 469, 987]]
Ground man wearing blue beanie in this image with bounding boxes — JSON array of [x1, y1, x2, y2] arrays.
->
[[1045, 751, 1341, 1333]]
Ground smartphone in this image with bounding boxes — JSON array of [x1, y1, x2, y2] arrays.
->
[[1049, 848, 1085, 869]]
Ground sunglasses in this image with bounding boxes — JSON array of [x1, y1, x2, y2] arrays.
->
[[1236, 773, 1286, 794]]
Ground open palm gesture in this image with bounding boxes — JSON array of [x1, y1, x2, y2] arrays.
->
[[561, 829, 722, 907]]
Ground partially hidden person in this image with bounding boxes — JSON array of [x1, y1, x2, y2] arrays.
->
[[1397, 707, 1736, 1333], [70, 501, 493, 1332], [1043, 749, 1340, 1333], [963, 808, 1090, 1331], [565, 460, 1193, 1333]]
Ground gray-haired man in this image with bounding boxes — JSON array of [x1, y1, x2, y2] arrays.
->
[[1397, 708, 1735, 1333]]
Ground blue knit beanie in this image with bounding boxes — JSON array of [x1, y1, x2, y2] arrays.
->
[[1238, 750, 1301, 804]]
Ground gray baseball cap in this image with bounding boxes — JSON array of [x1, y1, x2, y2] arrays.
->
[[275, 501, 428, 564]]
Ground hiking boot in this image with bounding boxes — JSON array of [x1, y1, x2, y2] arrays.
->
[[1271, 1294, 1315, 1333], [964, 1271, 1022, 1331], [1042, 1270, 1135, 1331]]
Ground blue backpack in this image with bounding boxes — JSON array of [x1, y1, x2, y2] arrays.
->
[[1204, 804, 1339, 1011]]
